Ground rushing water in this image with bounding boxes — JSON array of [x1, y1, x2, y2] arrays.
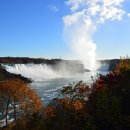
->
[[30, 72, 99, 104], [4, 64, 108, 104]]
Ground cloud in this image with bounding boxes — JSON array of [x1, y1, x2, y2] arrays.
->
[[65, 0, 126, 23], [127, 13, 130, 17], [48, 5, 59, 12], [65, 0, 86, 12], [63, 0, 127, 70]]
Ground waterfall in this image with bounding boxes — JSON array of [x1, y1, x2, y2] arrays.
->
[[4, 64, 63, 81], [4, 63, 85, 81]]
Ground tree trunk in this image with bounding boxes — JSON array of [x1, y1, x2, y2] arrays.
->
[[13, 97, 17, 122], [5, 99, 10, 126]]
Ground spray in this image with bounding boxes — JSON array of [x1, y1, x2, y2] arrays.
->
[[63, 0, 126, 70]]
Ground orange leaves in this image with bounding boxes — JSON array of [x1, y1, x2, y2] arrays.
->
[[78, 85, 89, 93], [44, 106, 56, 119], [58, 98, 84, 112], [0, 78, 27, 100], [71, 100, 83, 111], [114, 57, 130, 75], [21, 87, 42, 113], [0, 78, 42, 110], [0, 78, 43, 126]]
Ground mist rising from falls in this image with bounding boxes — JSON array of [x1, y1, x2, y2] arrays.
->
[[5, 64, 60, 81], [63, 0, 126, 70], [5, 64, 66, 81], [4, 62, 86, 81]]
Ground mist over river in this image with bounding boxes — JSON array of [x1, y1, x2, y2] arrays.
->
[[30, 72, 99, 104], [4, 64, 108, 104]]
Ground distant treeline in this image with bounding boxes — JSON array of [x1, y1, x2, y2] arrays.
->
[[0, 57, 62, 64]]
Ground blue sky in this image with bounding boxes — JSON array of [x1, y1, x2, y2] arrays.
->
[[0, 0, 130, 60]]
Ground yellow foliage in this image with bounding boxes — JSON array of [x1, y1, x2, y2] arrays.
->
[[72, 100, 83, 111], [59, 98, 83, 112], [114, 57, 130, 74]]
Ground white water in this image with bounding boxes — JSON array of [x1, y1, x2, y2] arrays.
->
[[4, 63, 108, 104], [4, 63, 89, 81], [4, 64, 72, 81]]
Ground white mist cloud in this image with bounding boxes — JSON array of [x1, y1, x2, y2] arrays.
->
[[63, 0, 126, 70], [128, 13, 130, 17]]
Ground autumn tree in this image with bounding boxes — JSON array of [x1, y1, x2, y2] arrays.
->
[[43, 57, 130, 130], [0, 78, 43, 127]]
